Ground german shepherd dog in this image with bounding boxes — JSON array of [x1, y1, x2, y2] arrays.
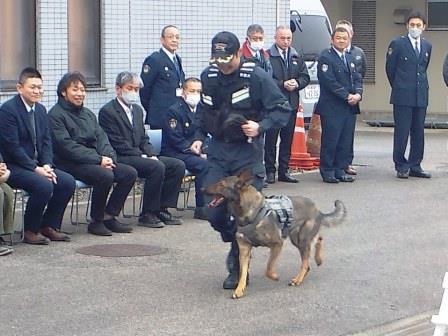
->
[[204, 170, 346, 299]]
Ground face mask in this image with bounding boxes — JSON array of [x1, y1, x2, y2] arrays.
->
[[184, 94, 201, 108], [249, 41, 264, 52], [121, 90, 139, 105], [409, 27, 422, 39]]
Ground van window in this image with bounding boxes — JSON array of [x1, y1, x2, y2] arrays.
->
[[290, 14, 331, 61]]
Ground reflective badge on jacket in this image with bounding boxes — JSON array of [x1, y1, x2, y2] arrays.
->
[[231, 87, 250, 104]]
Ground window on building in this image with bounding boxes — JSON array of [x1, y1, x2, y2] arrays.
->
[[0, 0, 36, 91], [427, 0, 448, 30], [68, 0, 101, 86], [352, 0, 376, 84]]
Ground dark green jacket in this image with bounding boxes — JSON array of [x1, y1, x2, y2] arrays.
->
[[48, 98, 117, 166]]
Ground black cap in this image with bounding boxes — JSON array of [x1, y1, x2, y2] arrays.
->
[[210, 31, 240, 64]]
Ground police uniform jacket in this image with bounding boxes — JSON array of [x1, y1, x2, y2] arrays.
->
[[48, 98, 117, 166], [347, 45, 367, 79], [161, 99, 204, 157], [385, 36, 431, 107], [197, 61, 291, 143], [443, 53, 448, 87], [0, 95, 53, 171], [268, 45, 310, 111], [98, 98, 157, 158], [139, 49, 186, 128], [316, 48, 363, 117]]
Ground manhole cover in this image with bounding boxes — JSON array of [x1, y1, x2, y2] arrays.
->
[[76, 244, 168, 257]]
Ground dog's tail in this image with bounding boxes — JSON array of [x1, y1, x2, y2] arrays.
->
[[319, 200, 346, 228]]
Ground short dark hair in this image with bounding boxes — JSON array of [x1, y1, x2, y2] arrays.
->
[[406, 11, 427, 25], [56, 71, 87, 98], [161, 25, 178, 37], [18, 67, 42, 85], [182, 77, 201, 89], [331, 26, 349, 39]]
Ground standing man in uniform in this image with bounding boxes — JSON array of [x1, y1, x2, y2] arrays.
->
[[240, 24, 272, 74], [335, 20, 367, 176], [386, 11, 432, 179], [161, 77, 209, 220], [264, 25, 310, 184], [140, 25, 185, 129], [0, 67, 75, 244], [196, 32, 291, 289], [317, 27, 363, 183]]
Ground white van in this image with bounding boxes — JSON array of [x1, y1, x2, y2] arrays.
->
[[290, 0, 332, 123]]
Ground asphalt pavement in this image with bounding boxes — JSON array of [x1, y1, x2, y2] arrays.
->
[[1, 122, 448, 336]]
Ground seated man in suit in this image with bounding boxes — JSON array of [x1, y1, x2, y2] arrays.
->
[[0, 153, 14, 253], [99, 71, 185, 228], [0, 67, 75, 244], [161, 77, 209, 220], [49, 72, 137, 236]]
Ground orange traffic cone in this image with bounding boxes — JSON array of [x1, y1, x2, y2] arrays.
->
[[289, 105, 319, 170], [306, 113, 321, 168]]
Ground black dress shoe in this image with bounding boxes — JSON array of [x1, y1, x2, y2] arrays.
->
[[396, 171, 409, 179], [88, 221, 113, 236], [138, 213, 165, 228], [266, 172, 275, 184], [409, 170, 431, 178], [193, 206, 208, 220], [322, 176, 339, 183], [278, 173, 299, 183], [104, 218, 133, 233], [336, 175, 355, 182], [158, 209, 183, 225]]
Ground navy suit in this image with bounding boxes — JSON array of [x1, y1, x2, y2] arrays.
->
[[161, 100, 208, 207], [316, 48, 363, 180], [386, 35, 431, 173], [140, 49, 186, 129], [0, 95, 75, 233]]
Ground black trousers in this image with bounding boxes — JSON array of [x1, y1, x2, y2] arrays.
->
[[118, 156, 185, 214], [58, 162, 137, 221], [264, 111, 296, 176], [393, 105, 426, 173], [7, 164, 75, 233]]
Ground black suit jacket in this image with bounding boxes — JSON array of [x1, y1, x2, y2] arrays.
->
[[98, 98, 157, 158], [0, 95, 53, 170]]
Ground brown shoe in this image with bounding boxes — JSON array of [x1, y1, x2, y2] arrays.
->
[[24, 231, 50, 245], [40, 227, 71, 242], [345, 165, 357, 175]]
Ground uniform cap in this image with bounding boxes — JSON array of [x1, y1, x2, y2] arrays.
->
[[210, 31, 240, 64]]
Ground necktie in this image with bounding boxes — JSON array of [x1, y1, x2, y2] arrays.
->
[[129, 105, 134, 127], [29, 108, 37, 160], [341, 53, 349, 70], [414, 40, 420, 57], [173, 56, 181, 78], [282, 49, 288, 68]]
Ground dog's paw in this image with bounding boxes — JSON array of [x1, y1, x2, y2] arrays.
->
[[288, 279, 301, 286], [266, 271, 279, 281], [232, 288, 245, 299]]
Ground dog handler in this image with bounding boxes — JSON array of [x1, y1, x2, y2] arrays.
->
[[193, 31, 291, 289]]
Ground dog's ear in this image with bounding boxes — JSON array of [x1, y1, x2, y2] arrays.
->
[[237, 169, 253, 187]]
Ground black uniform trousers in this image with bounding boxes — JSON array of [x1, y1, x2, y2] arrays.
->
[[170, 153, 208, 207], [58, 162, 137, 221], [393, 105, 426, 173], [7, 165, 75, 233], [118, 155, 185, 214], [319, 113, 356, 179], [205, 138, 264, 242], [264, 111, 296, 176]]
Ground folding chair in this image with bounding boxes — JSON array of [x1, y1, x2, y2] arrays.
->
[[10, 188, 27, 244], [70, 180, 92, 228]]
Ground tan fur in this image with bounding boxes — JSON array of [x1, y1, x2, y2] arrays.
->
[[204, 170, 346, 299]]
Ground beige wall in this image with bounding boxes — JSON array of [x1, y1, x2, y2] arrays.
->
[[322, 0, 448, 116]]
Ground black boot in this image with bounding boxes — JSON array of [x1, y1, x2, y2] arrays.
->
[[223, 241, 240, 289]]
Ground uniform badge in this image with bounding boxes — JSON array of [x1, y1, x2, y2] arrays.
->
[[322, 64, 328, 72], [185, 122, 190, 128], [355, 55, 361, 60], [143, 64, 150, 73], [169, 119, 177, 129], [388, 47, 393, 55]]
